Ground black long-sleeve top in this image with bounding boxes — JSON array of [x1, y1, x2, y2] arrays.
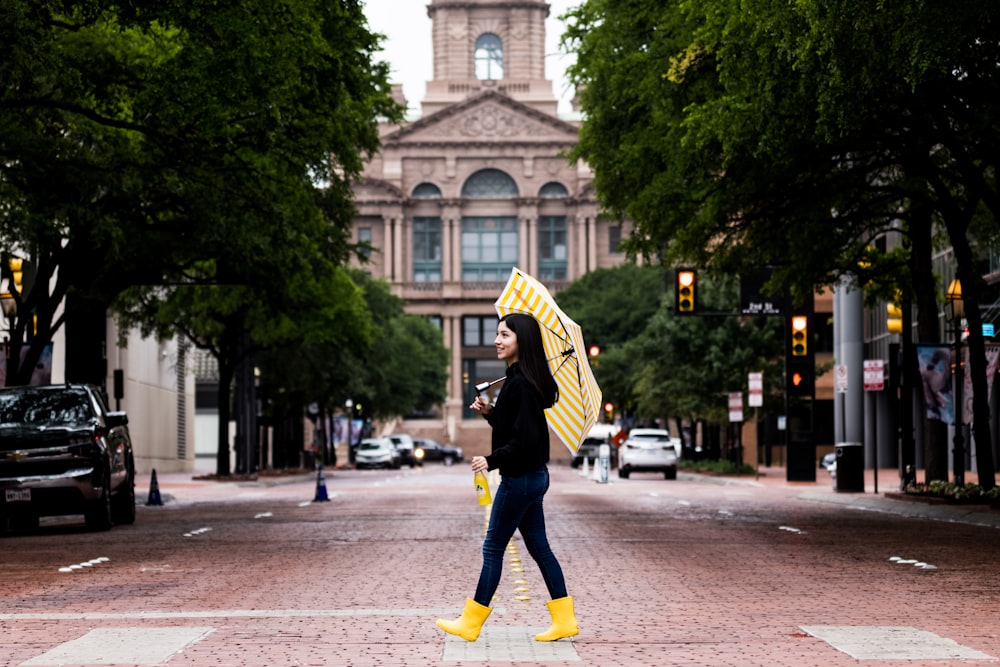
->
[[483, 362, 550, 477]]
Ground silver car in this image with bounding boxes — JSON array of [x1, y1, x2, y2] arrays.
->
[[618, 428, 678, 480], [354, 438, 401, 470]]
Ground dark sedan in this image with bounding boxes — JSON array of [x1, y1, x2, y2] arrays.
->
[[0, 384, 136, 532], [413, 438, 464, 466]]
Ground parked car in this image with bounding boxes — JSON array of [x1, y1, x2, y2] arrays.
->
[[0, 384, 136, 532], [618, 428, 678, 480], [385, 433, 417, 468], [413, 438, 464, 466], [572, 423, 620, 468], [355, 437, 401, 469]]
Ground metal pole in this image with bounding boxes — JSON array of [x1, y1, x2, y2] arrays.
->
[[953, 327, 965, 485]]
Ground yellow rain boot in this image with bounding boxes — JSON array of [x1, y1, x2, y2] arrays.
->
[[535, 596, 579, 642], [436, 598, 492, 642]]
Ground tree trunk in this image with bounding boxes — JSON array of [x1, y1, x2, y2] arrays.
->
[[910, 211, 949, 482], [216, 360, 234, 477], [949, 227, 996, 491], [63, 293, 109, 387]]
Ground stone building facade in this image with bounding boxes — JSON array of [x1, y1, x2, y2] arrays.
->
[[350, 0, 630, 455]]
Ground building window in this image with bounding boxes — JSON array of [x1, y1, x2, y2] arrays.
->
[[539, 182, 569, 198], [461, 169, 518, 198], [608, 225, 622, 254], [412, 183, 442, 199], [474, 33, 504, 81], [358, 226, 373, 258], [463, 315, 500, 347], [461, 217, 518, 281], [426, 315, 442, 330], [413, 217, 442, 282], [538, 216, 567, 280]]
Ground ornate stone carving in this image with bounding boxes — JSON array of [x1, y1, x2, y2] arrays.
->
[[431, 104, 547, 138]]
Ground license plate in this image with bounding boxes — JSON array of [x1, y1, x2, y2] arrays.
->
[[4, 488, 31, 502]]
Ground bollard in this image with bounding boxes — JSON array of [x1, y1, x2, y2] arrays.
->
[[313, 464, 330, 502], [145, 469, 163, 506]]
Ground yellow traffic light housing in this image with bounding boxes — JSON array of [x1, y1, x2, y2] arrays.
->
[[675, 269, 696, 313], [790, 315, 808, 356], [886, 302, 903, 334]]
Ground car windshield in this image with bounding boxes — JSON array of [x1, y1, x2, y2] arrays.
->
[[0, 389, 92, 427], [359, 442, 383, 451]]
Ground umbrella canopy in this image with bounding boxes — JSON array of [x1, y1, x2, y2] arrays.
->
[[494, 267, 603, 454]]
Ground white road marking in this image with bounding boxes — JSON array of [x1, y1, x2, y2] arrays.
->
[[800, 626, 996, 660], [21, 627, 215, 666]]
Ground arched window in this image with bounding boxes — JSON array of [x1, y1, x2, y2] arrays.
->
[[412, 183, 442, 199], [539, 182, 569, 198], [461, 169, 518, 198], [474, 33, 504, 81]]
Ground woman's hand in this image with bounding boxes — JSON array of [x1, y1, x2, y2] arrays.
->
[[469, 395, 493, 415], [471, 456, 488, 473]]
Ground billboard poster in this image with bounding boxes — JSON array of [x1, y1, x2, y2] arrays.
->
[[917, 344, 952, 423]]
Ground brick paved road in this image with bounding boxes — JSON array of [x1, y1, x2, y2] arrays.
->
[[1, 464, 998, 666]]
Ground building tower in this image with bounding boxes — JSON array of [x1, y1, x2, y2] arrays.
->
[[351, 0, 629, 453]]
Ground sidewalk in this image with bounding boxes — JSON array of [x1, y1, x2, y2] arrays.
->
[[704, 464, 1000, 529]]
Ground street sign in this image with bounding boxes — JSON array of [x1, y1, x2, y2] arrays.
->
[[834, 364, 848, 394], [728, 392, 743, 422], [863, 359, 885, 391], [748, 372, 763, 407]]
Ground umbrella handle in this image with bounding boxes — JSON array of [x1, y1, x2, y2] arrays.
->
[[475, 376, 506, 396]]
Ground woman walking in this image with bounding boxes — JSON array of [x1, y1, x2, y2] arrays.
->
[[436, 313, 579, 642]]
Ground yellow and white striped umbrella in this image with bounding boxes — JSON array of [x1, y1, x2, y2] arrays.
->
[[494, 267, 603, 454]]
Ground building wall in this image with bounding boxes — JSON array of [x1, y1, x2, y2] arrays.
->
[[350, 0, 630, 456], [106, 322, 195, 475]]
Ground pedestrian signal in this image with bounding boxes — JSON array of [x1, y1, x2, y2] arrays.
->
[[786, 359, 814, 396], [675, 269, 696, 313]]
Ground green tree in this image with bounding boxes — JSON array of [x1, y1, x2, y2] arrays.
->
[[0, 0, 401, 391], [556, 264, 782, 454], [556, 263, 665, 417], [563, 0, 999, 488]]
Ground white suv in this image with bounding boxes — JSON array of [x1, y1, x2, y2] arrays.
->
[[618, 428, 678, 480]]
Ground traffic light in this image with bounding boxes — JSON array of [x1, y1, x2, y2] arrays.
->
[[786, 359, 814, 396], [603, 401, 614, 422], [8, 257, 23, 293], [790, 315, 808, 356], [675, 269, 696, 313], [886, 293, 902, 334]]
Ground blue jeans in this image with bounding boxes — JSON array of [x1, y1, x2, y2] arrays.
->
[[474, 466, 568, 606]]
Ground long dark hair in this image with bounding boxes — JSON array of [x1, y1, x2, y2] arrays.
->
[[501, 313, 559, 409]]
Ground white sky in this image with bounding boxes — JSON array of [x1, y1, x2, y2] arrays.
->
[[363, 0, 579, 118]]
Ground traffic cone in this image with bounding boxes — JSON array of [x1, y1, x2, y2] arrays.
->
[[579, 457, 589, 477], [145, 469, 163, 506], [313, 464, 330, 502]]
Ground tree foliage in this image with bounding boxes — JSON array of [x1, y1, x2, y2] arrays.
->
[[1, 0, 401, 385], [556, 264, 783, 441], [563, 0, 999, 487]]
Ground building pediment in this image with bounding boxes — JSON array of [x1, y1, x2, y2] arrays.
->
[[382, 90, 578, 146]]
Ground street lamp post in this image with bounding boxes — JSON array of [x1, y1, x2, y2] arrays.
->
[[345, 399, 356, 464], [945, 279, 965, 486]]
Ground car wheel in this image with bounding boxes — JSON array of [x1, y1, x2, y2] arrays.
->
[[664, 467, 677, 480], [443, 455, 454, 466], [111, 464, 136, 525], [618, 467, 629, 479], [85, 473, 113, 532]]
